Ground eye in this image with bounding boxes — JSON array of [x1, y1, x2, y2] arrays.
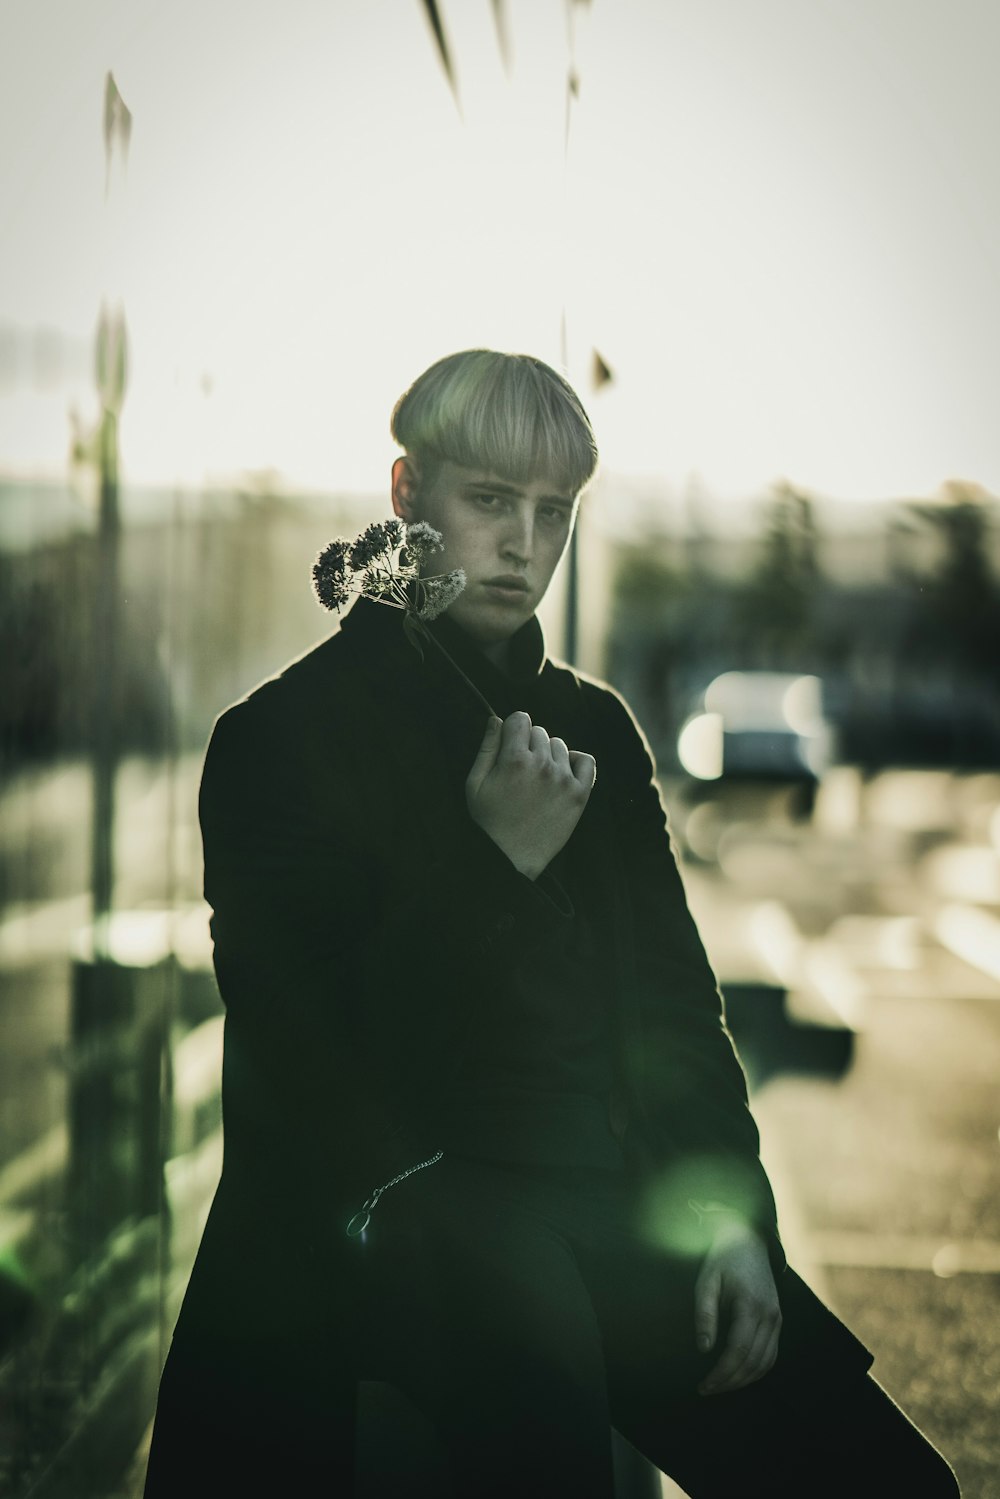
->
[[474, 492, 503, 509], [539, 504, 570, 525]]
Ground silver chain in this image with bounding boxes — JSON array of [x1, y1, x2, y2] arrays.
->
[[346, 1149, 444, 1239]]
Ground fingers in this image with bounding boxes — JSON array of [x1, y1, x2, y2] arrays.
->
[[568, 749, 597, 792], [465, 711, 595, 877], [708, 1315, 771, 1394], [528, 724, 550, 758], [497, 714, 595, 788], [465, 716, 503, 796], [499, 710, 533, 760], [710, 1322, 780, 1394], [548, 737, 570, 772], [698, 1298, 756, 1395], [693, 1264, 721, 1355], [698, 1297, 782, 1396]]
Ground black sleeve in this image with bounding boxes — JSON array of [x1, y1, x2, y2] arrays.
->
[[597, 688, 785, 1272], [199, 696, 574, 1196]]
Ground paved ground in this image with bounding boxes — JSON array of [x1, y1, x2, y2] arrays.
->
[[678, 768, 1000, 1498]]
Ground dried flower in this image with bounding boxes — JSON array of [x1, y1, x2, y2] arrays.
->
[[415, 569, 467, 621], [313, 519, 454, 618], [311, 518, 495, 716], [402, 520, 444, 566], [312, 540, 352, 611], [349, 521, 394, 570], [362, 567, 394, 599]]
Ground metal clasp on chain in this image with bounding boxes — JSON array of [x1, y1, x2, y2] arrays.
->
[[346, 1149, 444, 1239]]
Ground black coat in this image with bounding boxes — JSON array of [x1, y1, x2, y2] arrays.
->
[[149, 597, 871, 1488]]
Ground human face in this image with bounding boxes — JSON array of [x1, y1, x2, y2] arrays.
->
[[391, 457, 578, 655]]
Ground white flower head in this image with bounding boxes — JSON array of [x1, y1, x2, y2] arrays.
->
[[403, 521, 444, 567], [414, 568, 467, 620]]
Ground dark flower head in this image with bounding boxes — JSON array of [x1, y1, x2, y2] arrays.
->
[[312, 539, 352, 611], [349, 520, 398, 571]]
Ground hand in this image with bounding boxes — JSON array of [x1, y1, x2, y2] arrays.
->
[[465, 712, 597, 881], [693, 1217, 781, 1396]]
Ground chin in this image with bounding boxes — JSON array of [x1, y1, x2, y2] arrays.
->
[[454, 600, 526, 639]]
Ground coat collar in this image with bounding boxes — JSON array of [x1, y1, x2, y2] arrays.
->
[[337, 596, 547, 727]]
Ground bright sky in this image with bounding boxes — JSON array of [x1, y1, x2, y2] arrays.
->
[[2, 0, 999, 501]]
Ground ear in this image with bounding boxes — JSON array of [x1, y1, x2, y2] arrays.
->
[[391, 455, 421, 521]]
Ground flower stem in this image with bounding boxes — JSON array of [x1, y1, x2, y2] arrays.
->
[[419, 623, 496, 719]]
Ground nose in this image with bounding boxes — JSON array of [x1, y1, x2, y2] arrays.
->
[[500, 504, 533, 566]]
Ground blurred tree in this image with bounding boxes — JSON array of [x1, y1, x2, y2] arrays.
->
[[610, 545, 697, 755], [733, 483, 820, 666], [614, 547, 687, 619], [905, 482, 1000, 679]]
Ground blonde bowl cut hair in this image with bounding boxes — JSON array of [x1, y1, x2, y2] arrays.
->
[[391, 350, 599, 499]]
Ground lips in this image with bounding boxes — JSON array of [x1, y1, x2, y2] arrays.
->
[[483, 576, 530, 593]]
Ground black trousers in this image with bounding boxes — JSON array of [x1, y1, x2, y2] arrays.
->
[[145, 1155, 961, 1498], [351, 1154, 960, 1499]]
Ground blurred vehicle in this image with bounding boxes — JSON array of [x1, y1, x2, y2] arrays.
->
[[667, 674, 855, 1082], [673, 672, 833, 849]]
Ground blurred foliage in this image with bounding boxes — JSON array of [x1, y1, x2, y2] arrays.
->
[[733, 484, 819, 665], [614, 549, 691, 615], [901, 485, 1000, 680], [610, 480, 1000, 771], [0, 484, 364, 774], [0, 529, 163, 767]]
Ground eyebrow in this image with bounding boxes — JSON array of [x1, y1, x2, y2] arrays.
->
[[460, 477, 575, 507]]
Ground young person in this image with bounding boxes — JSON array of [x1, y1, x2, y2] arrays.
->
[[144, 351, 959, 1497]]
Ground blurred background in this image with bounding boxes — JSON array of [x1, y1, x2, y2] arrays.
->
[[1, 2, 999, 1495]]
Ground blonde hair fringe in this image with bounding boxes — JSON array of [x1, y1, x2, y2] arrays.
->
[[391, 350, 599, 497]]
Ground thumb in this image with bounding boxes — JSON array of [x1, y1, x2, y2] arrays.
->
[[466, 716, 503, 794], [694, 1266, 721, 1353]]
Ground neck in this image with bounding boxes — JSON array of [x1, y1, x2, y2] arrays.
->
[[481, 637, 512, 672]]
